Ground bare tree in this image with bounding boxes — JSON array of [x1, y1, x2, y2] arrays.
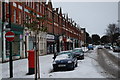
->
[[24, 10, 47, 80], [106, 24, 120, 46], [106, 24, 119, 35]]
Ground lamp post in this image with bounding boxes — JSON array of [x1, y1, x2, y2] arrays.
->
[[8, 2, 13, 78], [2, 1, 5, 63], [52, 8, 55, 58], [24, 27, 29, 58], [81, 28, 86, 51]]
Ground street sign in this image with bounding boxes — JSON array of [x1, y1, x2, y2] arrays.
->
[[5, 31, 15, 42]]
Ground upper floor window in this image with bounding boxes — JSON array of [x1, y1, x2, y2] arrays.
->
[[36, 3, 39, 12], [40, 4, 42, 13], [19, 11, 21, 24], [18, 5, 22, 10], [14, 9, 16, 23], [24, 8, 29, 13], [13, 2, 17, 7]]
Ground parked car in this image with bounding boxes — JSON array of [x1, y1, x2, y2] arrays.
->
[[113, 46, 120, 52], [88, 44, 94, 50], [72, 48, 84, 60], [104, 45, 111, 49], [52, 51, 77, 71], [97, 45, 103, 49]]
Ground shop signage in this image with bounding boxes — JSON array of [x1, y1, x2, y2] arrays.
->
[[46, 34, 54, 40]]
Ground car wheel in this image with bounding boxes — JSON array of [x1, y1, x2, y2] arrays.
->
[[71, 63, 75, 70], [53, 67, 57, 71], [75, 62, 78, 67], [82, 55, 84, 59]]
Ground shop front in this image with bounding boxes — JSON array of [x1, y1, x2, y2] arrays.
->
[[47, 34, 55, 54], [55, 35, 60, 53], [66, 38, 72, 50], [5, 23, 24, 61]]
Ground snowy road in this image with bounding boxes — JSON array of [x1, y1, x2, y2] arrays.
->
[[97, 49, 120, 78], [2, 49, 111, 79]]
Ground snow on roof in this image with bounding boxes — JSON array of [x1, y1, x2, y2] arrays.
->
[[55, 54, 70, 60]]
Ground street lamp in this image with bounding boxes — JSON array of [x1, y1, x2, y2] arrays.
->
[[24, 27, 29, 58], [81, 28, 86, 51], [52, 8, 56, 58]]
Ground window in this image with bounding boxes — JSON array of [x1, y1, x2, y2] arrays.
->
[[14, 9, 16, 23], [19, 11, 21, 24], [13, 2, 17, 7], [40, 3, 42, 13], [18, 5, 22, 10], [36, 3, 39, 12], [24, 8, 29, 13]]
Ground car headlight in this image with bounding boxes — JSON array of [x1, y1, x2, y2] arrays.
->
[[68, 61, 72, 63], [80, 53, 83, 56], [53, 61, 56, 64]]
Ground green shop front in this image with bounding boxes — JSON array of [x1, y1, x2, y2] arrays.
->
[[6, 23, 24, 60]]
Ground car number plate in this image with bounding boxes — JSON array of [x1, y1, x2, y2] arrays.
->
[[58, 65, 66, 67]]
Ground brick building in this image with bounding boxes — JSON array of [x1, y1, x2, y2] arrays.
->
[[0, 0, 86, 62]]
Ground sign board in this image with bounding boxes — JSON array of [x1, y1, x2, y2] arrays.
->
[[46, 34, 54, 39], [5, 31, 15, 42]]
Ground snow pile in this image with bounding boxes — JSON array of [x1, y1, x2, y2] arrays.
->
[[108, 50, 119, 58], [0, 63, 2, 80]]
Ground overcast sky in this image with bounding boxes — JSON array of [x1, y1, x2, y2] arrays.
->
[[53, 2, 118, 37]]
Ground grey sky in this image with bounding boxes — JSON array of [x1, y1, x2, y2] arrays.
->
[[53, 2, 118, 37]]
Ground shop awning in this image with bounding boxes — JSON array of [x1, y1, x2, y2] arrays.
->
[[11, 23, 24, 34]]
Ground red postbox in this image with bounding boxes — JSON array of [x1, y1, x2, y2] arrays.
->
[[27, 50, 35, 74]]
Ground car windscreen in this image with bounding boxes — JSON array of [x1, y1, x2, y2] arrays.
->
[[72, 49, 83, 53], [58, 52, 71, 55], [57, 53, 72, 59]]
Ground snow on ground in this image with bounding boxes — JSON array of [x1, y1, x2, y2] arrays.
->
[[48, 55, 104, 78], [0, 63, 2, 80], [2, 50, 108, 78], [108, 50, 120, 58], [2, 59, 34, 78]]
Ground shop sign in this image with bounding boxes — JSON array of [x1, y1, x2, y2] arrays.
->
[[46, 34, 54, 40]]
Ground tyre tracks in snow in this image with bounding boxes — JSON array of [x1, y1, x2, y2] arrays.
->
[[97, 48, 120, 78]]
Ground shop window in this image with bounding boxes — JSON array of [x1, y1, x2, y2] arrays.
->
[[6, 41, 10, 57], [29, 36, 34, 50], [12, 34, 20, 56]]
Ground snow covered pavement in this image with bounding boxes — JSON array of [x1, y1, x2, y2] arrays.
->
[[108, 50, 120, 58], [2, 50, 109, 79]]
